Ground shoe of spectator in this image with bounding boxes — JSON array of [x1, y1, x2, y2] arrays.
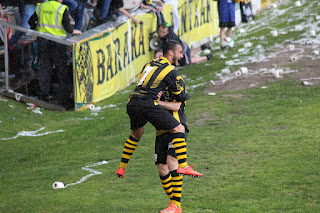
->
[[201, 43, 211, 50], [116, 167, 125, 178], [177, 165, 203, 177]]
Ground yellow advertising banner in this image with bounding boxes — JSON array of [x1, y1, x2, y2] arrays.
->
[[260, 0, 269, 9], [73, 0, 219, 109], [173, 0, 219, 45]]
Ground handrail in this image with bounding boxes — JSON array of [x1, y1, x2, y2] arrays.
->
[[0, 20, 76, 46]]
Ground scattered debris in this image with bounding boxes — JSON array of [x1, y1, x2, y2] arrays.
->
[[302, 81, 313, 86]]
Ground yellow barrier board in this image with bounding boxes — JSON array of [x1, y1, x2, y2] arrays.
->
[[260, 0, 269, 9], [73, 0, 219, 110]]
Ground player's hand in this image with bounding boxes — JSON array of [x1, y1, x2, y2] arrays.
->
[[157, 91, 163, 100]]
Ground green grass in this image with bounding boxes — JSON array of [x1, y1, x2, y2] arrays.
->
[[1, 0, 320, 212]]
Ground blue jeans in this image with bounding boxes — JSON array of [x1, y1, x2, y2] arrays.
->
[[9, 4, 36, 44], [62, 0, 78, 13], [100, 0, 112, 19], [74, 0, 87, 30]]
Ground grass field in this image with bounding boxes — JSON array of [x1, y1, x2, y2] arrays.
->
[[1, 0, 320, 212]]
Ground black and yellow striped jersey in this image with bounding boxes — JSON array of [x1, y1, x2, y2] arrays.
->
[[163, 76, 187, 126], [130, 57, 189, 102], [157, 76, 188, 136]]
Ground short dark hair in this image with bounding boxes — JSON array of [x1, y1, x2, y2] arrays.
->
[[163, 40, 181, 56], [154, 49, 163, 57]]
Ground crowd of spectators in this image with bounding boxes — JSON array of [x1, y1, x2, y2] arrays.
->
[[0, 0, 145, 36], [0, 0, 213, 108]]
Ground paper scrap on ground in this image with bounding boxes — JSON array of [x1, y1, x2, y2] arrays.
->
[[0, 127, 64, 141], [62, 161, 109, 188]]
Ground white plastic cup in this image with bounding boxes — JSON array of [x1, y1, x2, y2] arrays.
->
[[295, 25, 302, 31], [225, 61, 233, 66], [312, 50, 319, 55], [239, 29, 246, 33], [269, 68, 275, 74], [203, 49, 211, 55], [273, 70, 280, 78], [289, 44, 295, 50], [53, 182, 65, 189], [209, 80, 216, 85], [240, 67, 248, 74], [295, 1, 301, 7], [309, 30, 316, 36], [271, 30, 278, 37], [302, 81, 313, 86], [222, 69, 231, 74], [244, 42, 253, 48], [290, 56, 297, 61], [270, 3, 277, 8], [87, 104, 95, 110]]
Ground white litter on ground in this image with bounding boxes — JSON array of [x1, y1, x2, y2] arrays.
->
[[32, 107, 43, 114], [0, 127, 64, 141], [59, 160, 109, 189]]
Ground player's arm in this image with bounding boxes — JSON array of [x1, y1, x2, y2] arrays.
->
[[158, 100, 181, 111], [156, 91, 181, 111]]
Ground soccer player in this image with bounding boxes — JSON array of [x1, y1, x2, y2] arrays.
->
[[116, 40, 189, 180], [156, 80, 203, 177], [156, 77, 202, 213]]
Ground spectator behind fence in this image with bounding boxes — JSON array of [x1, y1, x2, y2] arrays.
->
[[62, 0, 78, 12], [9, 0, 45, 45], [93, 0, 140, 26], [140, 0, 165, 28], [0, 0, 24, 27], [218, 0, 236, 49], [35, 0, 81, 107], [158, 23, 212, 66], [74, 0, 88, 31]]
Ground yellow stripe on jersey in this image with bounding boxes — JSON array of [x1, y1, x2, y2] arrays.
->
[[173, 111, 180, 123], [150, 65, 174, 89]]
